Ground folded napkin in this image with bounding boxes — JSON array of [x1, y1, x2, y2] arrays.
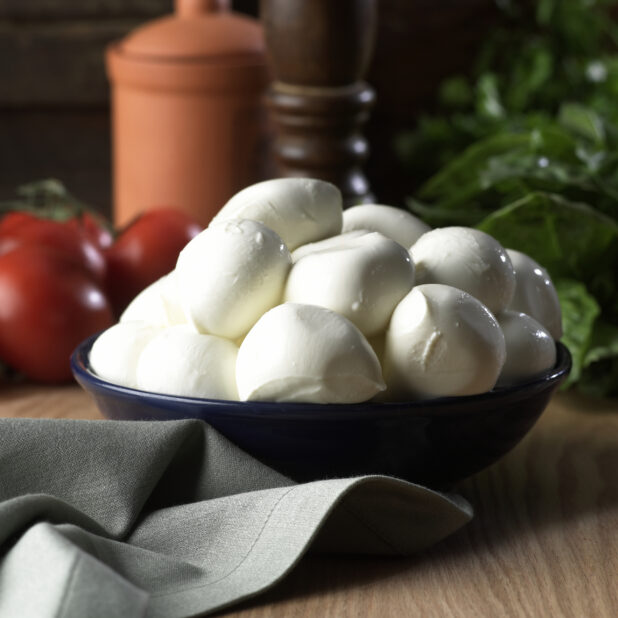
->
[[0, 419, 472, 617]]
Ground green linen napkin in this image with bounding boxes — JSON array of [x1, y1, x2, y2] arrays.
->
[[0, 419, 472, 617]]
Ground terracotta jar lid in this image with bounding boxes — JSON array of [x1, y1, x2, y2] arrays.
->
[[105, 0, 272, 228], [107, 0, 268, 92], [121, 0, 264, 61]]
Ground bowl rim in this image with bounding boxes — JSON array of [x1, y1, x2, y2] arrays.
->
[[71, 333, 572, 420]]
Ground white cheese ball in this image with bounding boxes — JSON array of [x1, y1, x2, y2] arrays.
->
[[120, 272, 187, 327], [211, 178, 343, 250], [136, 326, 239, 400], [89, 321, 162, 389], [290, 229, 365, 262], [506, 249, 562, 339], [175, 219, 292, 339], [496, 310, 557, 387], [236, 303, 386, 403], [383, 284, 506, 400], [342, 204, 430, 248], [285, 231, 415, 337], [411, 227, 516, 315]]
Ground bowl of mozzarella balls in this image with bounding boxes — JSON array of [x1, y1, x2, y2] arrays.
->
[[72, 178, 571, 487]]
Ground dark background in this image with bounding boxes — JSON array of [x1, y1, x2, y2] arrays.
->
[[0, 0, 496, 217]]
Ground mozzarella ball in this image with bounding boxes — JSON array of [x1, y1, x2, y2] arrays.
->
[[136, 326, 239, 400], [496, 310, 557, 387], [285, 231, 415, 337], [342, 204, 430, 248], [411, 227, 516, 314], [383, 284, 506, 400], [89, 321, 162, 389], [506, 249, 562, 339], [211, 178, 343, 250], [236, 303, 385, 403], [120, 272, 187, 327], [290, 229, 365, 262], [175, 219, 292, 339]]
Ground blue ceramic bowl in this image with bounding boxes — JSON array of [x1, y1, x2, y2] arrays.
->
[[71, 335, 571, 487]]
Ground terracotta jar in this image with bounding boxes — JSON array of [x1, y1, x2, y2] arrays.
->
[[106, 0, 271, 227]]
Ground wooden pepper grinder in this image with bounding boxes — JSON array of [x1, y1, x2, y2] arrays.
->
[[261, 0, 377, 206]]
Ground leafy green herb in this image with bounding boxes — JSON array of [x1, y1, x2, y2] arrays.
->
[[554, 280, 600, 388], [476, 192, 618, 310], [579, 321, 618, 396], [398, 0, 618, 396]]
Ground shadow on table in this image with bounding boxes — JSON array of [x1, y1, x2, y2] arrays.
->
[[215, 553, 426, 616], [452, 391, 618, 549]]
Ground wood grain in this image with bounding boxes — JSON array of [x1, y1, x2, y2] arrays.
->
[[0, 386, 616, 616], [0, 20, 135, 106], [0, 1, 172, 20], [0, 109, 112, 214], [0, 382, 102, 419]]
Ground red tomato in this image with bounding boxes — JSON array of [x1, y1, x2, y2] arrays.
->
[[0, 217, 106, 283], [0, 211, 38, 236], [0, 245, 114, 382], [105, 208, 202, 316], [66, 212, 114, 250]]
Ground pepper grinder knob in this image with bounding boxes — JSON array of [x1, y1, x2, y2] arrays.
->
[[261, 0, 377, 206]]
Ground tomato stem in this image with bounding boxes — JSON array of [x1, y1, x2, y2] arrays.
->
[[0, 178, 113, 234]]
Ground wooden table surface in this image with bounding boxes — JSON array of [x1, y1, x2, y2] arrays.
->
[[1, 384, 616, 617]]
